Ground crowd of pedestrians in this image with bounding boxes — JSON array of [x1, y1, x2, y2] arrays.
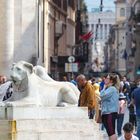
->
[[76, 73, 140, 140], [0, 73, 140, 140]]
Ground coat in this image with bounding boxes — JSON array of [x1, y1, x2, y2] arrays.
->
[[92, 83, 101, 122], [79, 82, 96, 110], [100, 86, 119, 114]]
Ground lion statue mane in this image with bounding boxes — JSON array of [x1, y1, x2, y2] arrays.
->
[[4, 61, 80, 107]]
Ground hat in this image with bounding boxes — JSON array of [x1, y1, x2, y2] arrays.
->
[[119, 93, 126, 99]]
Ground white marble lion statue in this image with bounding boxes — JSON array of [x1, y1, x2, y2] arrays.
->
[[33, 65, 79, 96], [3, 61, 80, 107]]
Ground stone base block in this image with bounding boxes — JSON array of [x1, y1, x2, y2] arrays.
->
[[0, 106, 103, 140]]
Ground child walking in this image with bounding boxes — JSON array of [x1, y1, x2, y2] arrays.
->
[[117, 93, 127, 136]]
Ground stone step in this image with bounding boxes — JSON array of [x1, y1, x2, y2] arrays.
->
[[0, 120, 14, 132], [0, 106, 89, 120], [0, 106, 103, 140], [0, 130, 103, 140], [0, 119, 103, 140], [0, 119, 100, 132]]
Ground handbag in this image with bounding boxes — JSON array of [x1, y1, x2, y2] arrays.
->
[[96, 109, 102, 123]]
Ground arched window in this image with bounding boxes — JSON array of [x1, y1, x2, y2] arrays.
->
[[120, 8, 125, 17]]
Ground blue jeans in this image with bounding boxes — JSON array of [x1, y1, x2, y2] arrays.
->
[[136, 116, 140, 139], [117, 114, 124, 136]]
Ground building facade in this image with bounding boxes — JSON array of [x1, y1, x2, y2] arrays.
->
[[43, 0, 69, 80], [0, 0, 38, 76], [127, 0, 140, 80], [88, 11, 115, 72], [0, 0, 79, 80], [114, 0, 127, 75], [106, 0, 127, 76], [107, 0, 140, 80]]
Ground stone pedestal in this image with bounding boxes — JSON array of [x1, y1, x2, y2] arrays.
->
[[0, 106, 103, 140]]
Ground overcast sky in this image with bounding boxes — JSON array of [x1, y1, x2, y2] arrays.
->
[[85, 0, 115, 12]]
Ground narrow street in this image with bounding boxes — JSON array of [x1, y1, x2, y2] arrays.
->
[[0, 0, 140, 140]]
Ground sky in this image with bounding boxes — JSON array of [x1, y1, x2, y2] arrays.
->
[[85, 0, 115, 12]]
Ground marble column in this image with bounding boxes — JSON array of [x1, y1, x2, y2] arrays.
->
[[94, 24, 96, 36], [0, 0, 14, 77], [89, 24, 94, 31], [101, 24, 103, 39], [107, 24, 110, 36], [104, 24, 107, 40], [98, 24, 101, 40], [103, 24, 105, 39]]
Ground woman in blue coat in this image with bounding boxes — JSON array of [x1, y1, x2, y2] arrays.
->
[[100, 73, 120, 140]]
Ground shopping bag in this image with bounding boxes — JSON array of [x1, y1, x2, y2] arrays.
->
[[96, 109, 102, 123]]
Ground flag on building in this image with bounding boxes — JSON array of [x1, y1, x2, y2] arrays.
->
[[80, 31, 93, 41]]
